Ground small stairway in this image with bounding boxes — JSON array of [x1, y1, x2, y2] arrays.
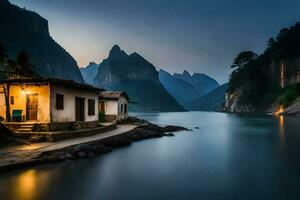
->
[[18, 124, 34, 133]]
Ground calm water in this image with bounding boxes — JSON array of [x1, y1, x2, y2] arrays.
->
[[0, 112, 300, 200]]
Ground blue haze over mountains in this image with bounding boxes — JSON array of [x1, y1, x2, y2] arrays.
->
[[81, 46, 227, 111], [81, 45, 185, 112]]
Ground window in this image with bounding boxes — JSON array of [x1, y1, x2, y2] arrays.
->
[[124, 104, 128, 113], [10, 96, 14, 105], [56, 94, 64, 110], [120, 104, 124, 113], [88, 99, 95, 116]]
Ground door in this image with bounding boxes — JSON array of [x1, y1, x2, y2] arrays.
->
[[75, 97, 85, 121], [26, 94, 38, 121], [99, 101, 105, 113]]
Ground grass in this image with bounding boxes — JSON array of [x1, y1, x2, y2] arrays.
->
[[279, 83, 300, 107]]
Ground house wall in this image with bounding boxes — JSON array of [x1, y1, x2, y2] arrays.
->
[[0, 91, 5, 120], [101, 96, 128, 121], [50, 84, 98, 122], [104, 101, 118, 115], [117, 96, 128, 120], [0, 83, 50, 122]]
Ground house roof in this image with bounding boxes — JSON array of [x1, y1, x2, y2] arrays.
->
[[99, 91, 129, 100], [0, 78, 105, 92]]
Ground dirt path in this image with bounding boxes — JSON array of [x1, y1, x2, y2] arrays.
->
[[0, 125, 136, 169]]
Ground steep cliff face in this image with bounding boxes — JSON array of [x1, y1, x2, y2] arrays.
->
[[223, 90, 255, 113], [224, 22, 300, 113], [91, 45, 185, 112], [0, 1, 84, 82], [174, 70, 219, 96]]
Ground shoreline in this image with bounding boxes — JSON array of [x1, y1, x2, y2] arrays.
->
[[0, 118, 189, 174], [221, 110, 300, 117]]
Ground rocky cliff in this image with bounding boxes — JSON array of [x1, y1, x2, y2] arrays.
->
[[84, 45, 185, 112], [0, 0, 84, 82], [224, 22, 300, 113], [223, 89, 255, 112]]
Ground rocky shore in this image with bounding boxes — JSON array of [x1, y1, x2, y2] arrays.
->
[[0, 117, 189, 173], [38, 119, 189, 162], [281, 97, 300, 117]]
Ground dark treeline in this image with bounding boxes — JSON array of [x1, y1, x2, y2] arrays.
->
[[228, 22, 300, 109], [0, 44, 37, 78]]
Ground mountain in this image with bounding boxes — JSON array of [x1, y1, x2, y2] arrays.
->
[[88, 45, 185, 112], [186, 83, 229, 111], [159, 69, 201, 107], [0, 0, 84, 82], [80, 62, 99, 84], [174, 70, 219, 96]]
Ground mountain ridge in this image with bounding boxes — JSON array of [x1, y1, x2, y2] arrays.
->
[[82, 45, 185, 112], [173, 70, 219, 96], [0, 1, 84, 83]]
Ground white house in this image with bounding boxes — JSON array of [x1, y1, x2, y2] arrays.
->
[[99, 91, 129, 121], [0, 78, 103, 131]]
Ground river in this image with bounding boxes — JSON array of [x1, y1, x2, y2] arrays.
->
[[0, 112, 299, 200]]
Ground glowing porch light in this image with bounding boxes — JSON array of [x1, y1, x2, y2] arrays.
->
[[275, 105, 284, 115]]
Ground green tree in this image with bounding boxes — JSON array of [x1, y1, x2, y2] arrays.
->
[[276, 28, 289, 41], [267, 37, 276, 48], [231, 51, 258, 69]]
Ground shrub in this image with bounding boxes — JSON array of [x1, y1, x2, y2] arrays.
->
[[280, 84, 300, 107], [98, 111, 105, 122]]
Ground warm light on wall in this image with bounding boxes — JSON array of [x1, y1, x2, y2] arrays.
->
[[20, 86, 30, 95]]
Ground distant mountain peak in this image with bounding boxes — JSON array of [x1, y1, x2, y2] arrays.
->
[[111, 44, 121, 52], [183, 70, 191, 77], [109, 44, 127, 59]]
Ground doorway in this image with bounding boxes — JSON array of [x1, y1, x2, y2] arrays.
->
[[26, 93, 38, 121], [75, 97, 85, 121], [99, 101, 105, 113]]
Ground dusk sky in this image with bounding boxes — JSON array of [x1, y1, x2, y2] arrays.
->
[[10, 0, 300, 83]]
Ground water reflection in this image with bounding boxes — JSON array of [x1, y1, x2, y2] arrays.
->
[[278, 115, 286, 152], [15, 170, 37, 200], [0, 112, 299, 200], [279, 116, 285, 139], [0, 169, 51, 200]]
